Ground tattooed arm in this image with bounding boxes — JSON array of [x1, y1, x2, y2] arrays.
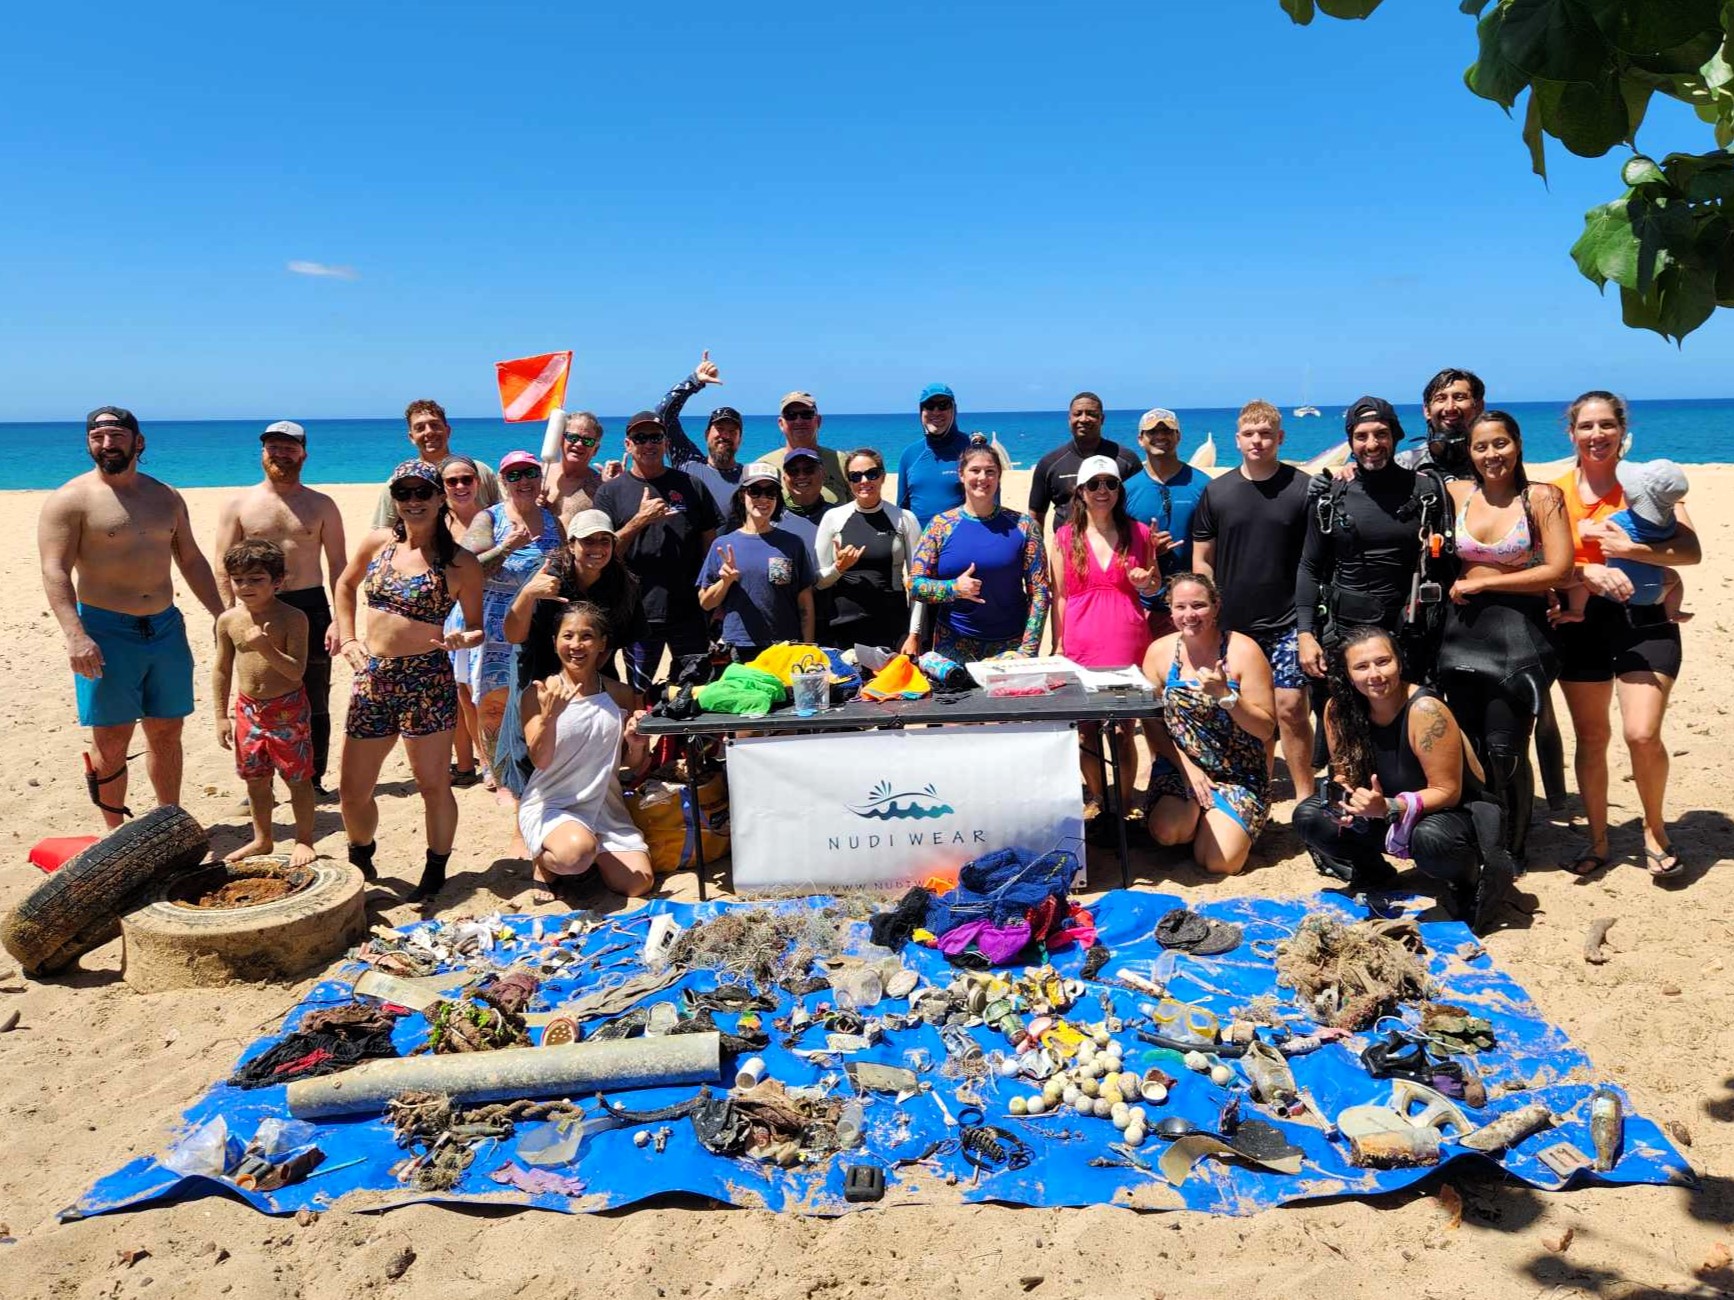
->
[[1406, 693, 1465, 813]]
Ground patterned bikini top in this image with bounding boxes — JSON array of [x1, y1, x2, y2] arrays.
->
[[1454, 490, 1534, 567], [363, 543, 454, 624]]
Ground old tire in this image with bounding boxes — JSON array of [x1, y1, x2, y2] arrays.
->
[[1, 805, 210, 977], [120, 858, 367, 992]]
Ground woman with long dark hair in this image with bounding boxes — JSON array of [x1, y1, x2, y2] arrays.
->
[[518, 602, 654, 902], [813, 448, 924, 653], [1141, 572, 1276, 874], [1053, 454, 1160, 821], [504, 509, 645, 691], [1293, 626, 1513, 932], [334, 460, 484, 902], [1436, 411, 1571, 865], [1549, 391, 1699, 879], [910, 434, 1050, 659]]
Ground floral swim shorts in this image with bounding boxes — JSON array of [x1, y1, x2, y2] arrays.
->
[[235, 687, 315, 783], [345, 648, 458, 740]]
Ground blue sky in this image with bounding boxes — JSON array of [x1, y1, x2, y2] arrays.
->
[[2, 0, 1729, 420]]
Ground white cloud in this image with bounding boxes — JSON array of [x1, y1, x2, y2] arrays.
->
[[286, 260, 359, 281]]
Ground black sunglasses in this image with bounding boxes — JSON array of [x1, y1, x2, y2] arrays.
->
[[743, 484, 781, 499], [921, 399, 954, 412], [503, 466, 543, 483], [563, 433, 600, 448], [782, 408, 817, 421], [847, 467, 884, 483], [442, 474, 476, 488], [1081, 477, 1119, 493], [627, 430, 665, 443], [390, 482, 439, 502]]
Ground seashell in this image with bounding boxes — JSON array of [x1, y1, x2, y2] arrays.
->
[[885, 970, 919, 1000], [1141, 1081, 1169, 1104], [1210, 1064, 1234, 1087]]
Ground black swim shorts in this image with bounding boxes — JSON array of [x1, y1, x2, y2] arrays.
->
[[1552, 596, 1682, 683]]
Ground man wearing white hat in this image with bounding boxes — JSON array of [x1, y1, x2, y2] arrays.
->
[[212, 421, 348, 793]]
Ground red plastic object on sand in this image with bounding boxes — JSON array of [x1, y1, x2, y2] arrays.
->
[[28, 836, 99, 874]]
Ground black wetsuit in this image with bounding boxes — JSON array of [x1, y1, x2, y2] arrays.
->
[[1295, 463, 1424, 647]]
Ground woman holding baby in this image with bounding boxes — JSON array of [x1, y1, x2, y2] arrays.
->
[[1549, 391, 1699, 881]]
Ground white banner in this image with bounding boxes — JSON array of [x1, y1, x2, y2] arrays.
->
[[726, 723, 1083, 890]]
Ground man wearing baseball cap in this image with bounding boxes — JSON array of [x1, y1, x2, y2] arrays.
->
[[761, 390, 849, 505], [211, 421, 348, 794], [1029, 392, 1142, 533], [1122, 408, 1207, 600], [895, 382, 970, 528], [592, 410, 721, 693], [39, 407, 227, 828], [650, 350, 747, 517]]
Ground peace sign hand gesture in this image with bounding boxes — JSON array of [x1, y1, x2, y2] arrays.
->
[[717, 544, 740, 587], [952, 562, 985, 603], [694, 349, 723, 386], [833, 537, 865, 573]]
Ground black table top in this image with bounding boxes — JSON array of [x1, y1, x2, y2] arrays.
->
[[635, 680, 1158, 737]]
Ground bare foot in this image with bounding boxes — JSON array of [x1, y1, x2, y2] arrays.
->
[[224, 837, 273, 863], [288, 841, 317, 867], [1670, 610, 1693, 624]]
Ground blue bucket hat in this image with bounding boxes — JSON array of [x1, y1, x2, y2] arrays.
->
[[918, 383, 955, 406]]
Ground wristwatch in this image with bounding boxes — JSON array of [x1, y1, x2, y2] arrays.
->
[[1217, 690, 1240, 712]]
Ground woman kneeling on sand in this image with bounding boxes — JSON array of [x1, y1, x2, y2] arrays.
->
[[1294, 626, 1514, 933], [1141, 573, 1275, 875], [517, 602, 654, 902]]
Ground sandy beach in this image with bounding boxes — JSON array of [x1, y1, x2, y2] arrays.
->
[[1, 468, 1730, 1300]]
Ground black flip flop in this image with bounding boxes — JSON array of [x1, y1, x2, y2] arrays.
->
[[1646, 846, 1684, 880], [1562, 848, 1609, 878]]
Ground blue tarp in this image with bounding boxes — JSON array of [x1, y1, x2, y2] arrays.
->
[[68, 890, 1690, 1219]]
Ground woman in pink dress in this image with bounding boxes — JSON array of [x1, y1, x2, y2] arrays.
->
[[1052, 454, 1161, 826]]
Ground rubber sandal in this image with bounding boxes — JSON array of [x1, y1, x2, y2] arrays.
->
[[1562, 847, 1608, 878], [449, 764, 481, 789], [1645, 846, 1684, 879]]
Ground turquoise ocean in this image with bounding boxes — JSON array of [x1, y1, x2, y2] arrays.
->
[[2, 398, 1729, 490]]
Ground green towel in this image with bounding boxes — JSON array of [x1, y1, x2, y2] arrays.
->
[[694, 664, 787, 716]]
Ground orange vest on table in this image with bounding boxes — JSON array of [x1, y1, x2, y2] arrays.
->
[[1552, 467, 1624, 567]]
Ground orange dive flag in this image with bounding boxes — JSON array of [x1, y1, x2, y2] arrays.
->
[[495, 351, 573, 423]]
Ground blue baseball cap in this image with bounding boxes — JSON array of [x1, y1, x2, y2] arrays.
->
[[918, 383, 955, 406]]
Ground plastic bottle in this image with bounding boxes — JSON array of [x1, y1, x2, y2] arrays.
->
[[833, 967, 883, 1011], [837, 1099, 866, 1148]]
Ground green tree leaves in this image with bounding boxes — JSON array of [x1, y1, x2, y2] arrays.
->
[[1285, 0, 1734, 340]]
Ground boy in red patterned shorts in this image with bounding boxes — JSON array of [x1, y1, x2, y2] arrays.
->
[[213, 539, 317, 865]]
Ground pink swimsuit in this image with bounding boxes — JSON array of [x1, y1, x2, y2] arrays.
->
[[1455, 492, 1534, 567]]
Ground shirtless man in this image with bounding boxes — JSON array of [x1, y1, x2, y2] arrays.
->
[[39, 407, 226, 828], [212, 421, 347, 793], [541, 410, 611, 524]]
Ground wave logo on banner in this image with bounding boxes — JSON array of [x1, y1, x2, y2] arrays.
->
[[847, 779, 954, 821]]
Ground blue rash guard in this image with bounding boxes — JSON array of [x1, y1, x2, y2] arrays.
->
[[1123, 462, 1206, 577], [896, 428, 969, 528]]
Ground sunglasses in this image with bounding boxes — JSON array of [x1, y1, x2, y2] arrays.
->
[[782, 408, 817, 421], [442, 474, 476, 488], [563, 433, 600, 448], [785, 460, 819, 474], [1082, 477, 1119, 493], [743, 484, 781, 500], [390, 482, 439, 502], [847, 467, 884, 483], [627, 430, 665, 444], [503, 466, 543, 483], [921, 400, 954, 412]]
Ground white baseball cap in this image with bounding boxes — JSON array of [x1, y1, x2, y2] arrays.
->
[[1076, 454, 1123, 486]]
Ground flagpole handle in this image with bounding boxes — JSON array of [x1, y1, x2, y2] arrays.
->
[[539, 407, 567, 462]]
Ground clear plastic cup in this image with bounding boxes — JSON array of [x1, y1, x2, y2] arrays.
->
[[792, 667, 828, 717]]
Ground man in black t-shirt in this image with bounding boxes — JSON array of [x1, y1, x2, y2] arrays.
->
[[1028, 391, 1142, 532], [593, 410, 721, 693], [1191, 399, 1316, 801]]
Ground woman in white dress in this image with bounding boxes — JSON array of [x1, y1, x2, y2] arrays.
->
[[517, 602, 654, 901]]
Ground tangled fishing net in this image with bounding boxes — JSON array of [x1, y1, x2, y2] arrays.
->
[[1274, 915, 1435, 1031], [666, 906, 861, 986]]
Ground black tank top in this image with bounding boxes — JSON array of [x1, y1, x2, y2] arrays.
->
[[1366, 685, 1486, 801]]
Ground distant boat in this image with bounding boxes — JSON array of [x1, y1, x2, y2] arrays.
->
[[1293, 405, 1322, 419], [1294, 366, 1321, 418]]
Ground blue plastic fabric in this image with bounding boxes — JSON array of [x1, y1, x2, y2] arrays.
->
[[67, 891, 1690, 1220]]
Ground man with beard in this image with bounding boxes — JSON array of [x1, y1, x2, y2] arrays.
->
[[1397, 369, 1485, 477], [39, 407, 226, 828], [370, 398, 500, 529], [654, 351, 745, 518], [542, 410, 612, 523], [212, 421, 347, 795], [1028, 392, 1141, 534], [1295, 398, 1425, 678]]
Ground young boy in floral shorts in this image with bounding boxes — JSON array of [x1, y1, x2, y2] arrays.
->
[[213, 539, 317, 865]]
